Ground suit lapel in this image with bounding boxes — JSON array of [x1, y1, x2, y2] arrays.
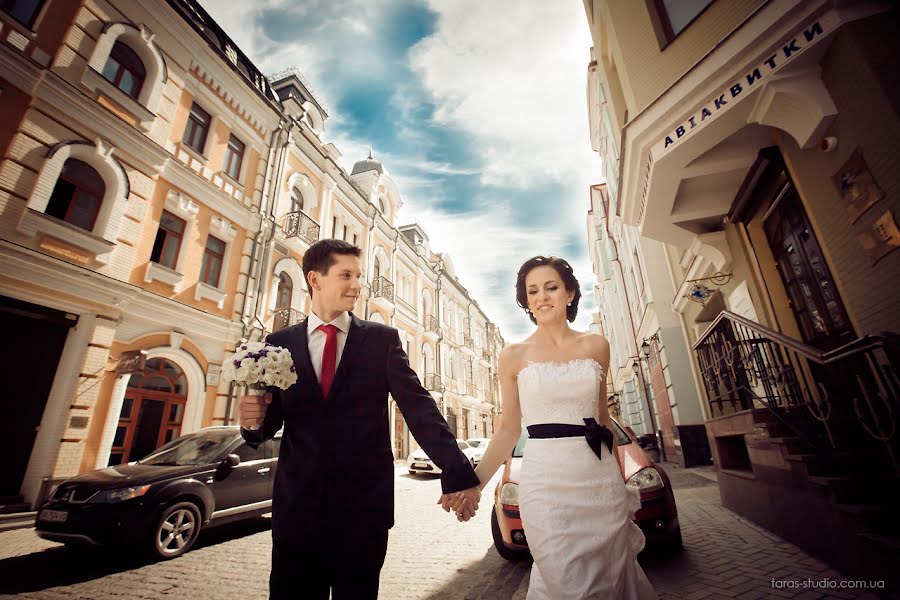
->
[[327, 312, 368, 401], [294, 319, 324, 402]]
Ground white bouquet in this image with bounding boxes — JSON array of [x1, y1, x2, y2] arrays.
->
[[222, 341, 298, 393]]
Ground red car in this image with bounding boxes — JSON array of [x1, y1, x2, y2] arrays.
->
[[491, 419, 682, 560]]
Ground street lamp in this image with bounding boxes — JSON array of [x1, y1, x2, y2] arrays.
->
[[630, 334, 665, 461]]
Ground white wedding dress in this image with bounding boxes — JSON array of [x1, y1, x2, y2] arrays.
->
[[517, 359, 658, 600]]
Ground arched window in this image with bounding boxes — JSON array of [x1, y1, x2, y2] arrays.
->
[[128, 358, 187, 395], [101, 41, 145, 99], [45, 159, 105, 231], [276, 272, 293, 309], [378, 197, 387, 214], [290, 186, 304, 213]]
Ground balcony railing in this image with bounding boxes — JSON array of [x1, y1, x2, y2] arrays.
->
[[482, 350, 492, 362], [424, 373, 442, 392], [280, 211, 320, 245], [466, 382, 477, 397], [273, 307, 306, 333], [371, 276, 394, 303], [425, 315, 442, 336], [463, 334, 474, 351], [694, 311, 900, 476]]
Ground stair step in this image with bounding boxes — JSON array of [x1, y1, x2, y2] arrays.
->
[[0, 512, 36, 533], [858, 532, 900, 552], [0, 503, 31, 515], [835, 503, 885, 517]]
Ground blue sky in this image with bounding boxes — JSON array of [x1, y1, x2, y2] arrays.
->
[[199, 0, 598, 342]]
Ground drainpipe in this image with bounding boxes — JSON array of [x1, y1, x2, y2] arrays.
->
[[363, 211, 376, 318], [434, 260, 445, 417], [224, 116, 286, 425], [250, 118, 296, 328]]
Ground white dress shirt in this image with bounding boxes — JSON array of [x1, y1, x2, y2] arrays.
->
[[307, 310, 351, 385]]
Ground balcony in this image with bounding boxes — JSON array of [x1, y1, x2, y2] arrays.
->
[[424, 373, 443, 392], [370, 276, 395, 313], [482, 349, 492, 363], [462, 334, 475, 356], [466, 382, 477, 397], [279, 210, 320, 249], [424, 315, 441, 341], [272, 307, 306, 333]]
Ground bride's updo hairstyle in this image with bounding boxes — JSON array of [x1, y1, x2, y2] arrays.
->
[[515, 256, 581, 325]]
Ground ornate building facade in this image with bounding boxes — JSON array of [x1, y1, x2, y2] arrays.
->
[[0, 0, 501, 510]]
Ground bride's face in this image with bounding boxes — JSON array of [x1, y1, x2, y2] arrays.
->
[[524, 265, 574, 324]]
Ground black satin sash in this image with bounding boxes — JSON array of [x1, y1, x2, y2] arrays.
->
[[526, 418, 614, 461]]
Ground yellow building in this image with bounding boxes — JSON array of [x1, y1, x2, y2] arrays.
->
[[0, 0, 502, 510], [585, 0, 899, 583]]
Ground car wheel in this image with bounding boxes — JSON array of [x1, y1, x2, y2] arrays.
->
[[148, 501, 201, 560], [491, 507, 530, 561]]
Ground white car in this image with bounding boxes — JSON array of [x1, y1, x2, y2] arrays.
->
[[465, 438, 491, 465], [407, 440, 480, 475]]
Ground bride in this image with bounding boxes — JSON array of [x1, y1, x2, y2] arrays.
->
[[449, 255, 657, 599]]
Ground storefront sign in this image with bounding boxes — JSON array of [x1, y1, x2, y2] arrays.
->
[[114, 350, 147, 375], [857, 210, 900, 265], [831, 148, 884, 222], [658, 18, 828, 155]]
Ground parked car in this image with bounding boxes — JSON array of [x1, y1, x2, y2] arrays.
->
[[407, 440, 480, 475], [465, 438, 491, 465], [491, 419, 681, 560], [35, 426, 280, 560]]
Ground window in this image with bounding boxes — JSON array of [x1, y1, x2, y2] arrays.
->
[[649, 0, 714, 44], [290, 186, 303, 213], [352, 233, 357, 246], [151, 210, 186, 270], [276, 273, 293, 309], [45, 159, 105, 231], [101, 41, 145, 99], [223, 134, 245, 181], [182, 102, 211, 154], [332, 216, 337, 237], [1, 0, 44, 28], [199, 235, 226, 287], [342, 225, 348, 241], [235, 442, 265, 462]]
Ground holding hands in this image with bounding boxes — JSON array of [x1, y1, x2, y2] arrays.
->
[[437, 486, 481, 522]]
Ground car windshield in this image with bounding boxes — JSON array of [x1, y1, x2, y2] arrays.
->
[[512, 421, 632, 458], [139, 429, 237, 466], [467, 440, 485, 448], [457, 441, 470, 450]]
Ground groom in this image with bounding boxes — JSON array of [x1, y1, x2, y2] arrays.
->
[[239, 239, 481, 599]]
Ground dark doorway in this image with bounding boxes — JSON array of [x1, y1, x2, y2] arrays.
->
[[764, 182, 855, 350], [0, 296, 76, 498]]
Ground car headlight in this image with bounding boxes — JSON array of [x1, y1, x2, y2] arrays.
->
[[626, 467, 665, 493], [499, 482, 519, 506], [91, 485, 151, 503]]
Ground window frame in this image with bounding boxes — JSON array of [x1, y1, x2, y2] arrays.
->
[[182, 102, 212, 155], [44, 158, 105, 232], [645, 0, 715, 49], [151, 210, 187, 271], [223, 134, 245, 182], [1, 0, 46, 30], [199, 234, 226, 288], [101, 40, 146, 100]]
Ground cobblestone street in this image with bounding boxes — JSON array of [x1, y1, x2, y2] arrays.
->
[[0, 465, 891, 599]]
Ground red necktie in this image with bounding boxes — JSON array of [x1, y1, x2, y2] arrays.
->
[[317, 324, 338, 397]]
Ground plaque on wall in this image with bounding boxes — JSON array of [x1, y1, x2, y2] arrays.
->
[[831, 148, 884, 223], [857, 210, 900, 265]]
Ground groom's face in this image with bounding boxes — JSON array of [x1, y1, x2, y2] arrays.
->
[[312, 253, 362, 314]]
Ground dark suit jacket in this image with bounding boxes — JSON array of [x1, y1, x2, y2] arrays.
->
[[242, 312, 479, 547]]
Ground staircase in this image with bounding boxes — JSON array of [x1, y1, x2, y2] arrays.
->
[[695, 313, 899, 588], [0, 495, 35, 532]]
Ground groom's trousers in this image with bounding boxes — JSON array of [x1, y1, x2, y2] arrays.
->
[[269, 521, 389, 600]]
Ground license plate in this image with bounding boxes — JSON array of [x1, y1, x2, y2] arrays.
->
[[414, 463, 432, 470], [39, 509, 67, 523]]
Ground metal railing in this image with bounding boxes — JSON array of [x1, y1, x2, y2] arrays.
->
[[694, 311, 899, 475], [463, 334, 474, 351], [424, 373, 442, 392], [280, 211, 320, 245], [425, 315, 441, 336], [273, 307, 306, 332], [371, 276, 394, 302]]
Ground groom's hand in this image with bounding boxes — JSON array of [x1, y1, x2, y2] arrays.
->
[[437, 486, 481, 521], [238, 393, 271, 430]]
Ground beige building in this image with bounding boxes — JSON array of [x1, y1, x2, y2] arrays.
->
[[0, 0, 501, 511], [584, 0, 899, 583]]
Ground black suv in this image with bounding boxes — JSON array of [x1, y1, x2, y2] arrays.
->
[[35, 426, 279, 559]]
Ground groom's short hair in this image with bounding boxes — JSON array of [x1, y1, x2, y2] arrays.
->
[[302, 239, 362, 296]]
